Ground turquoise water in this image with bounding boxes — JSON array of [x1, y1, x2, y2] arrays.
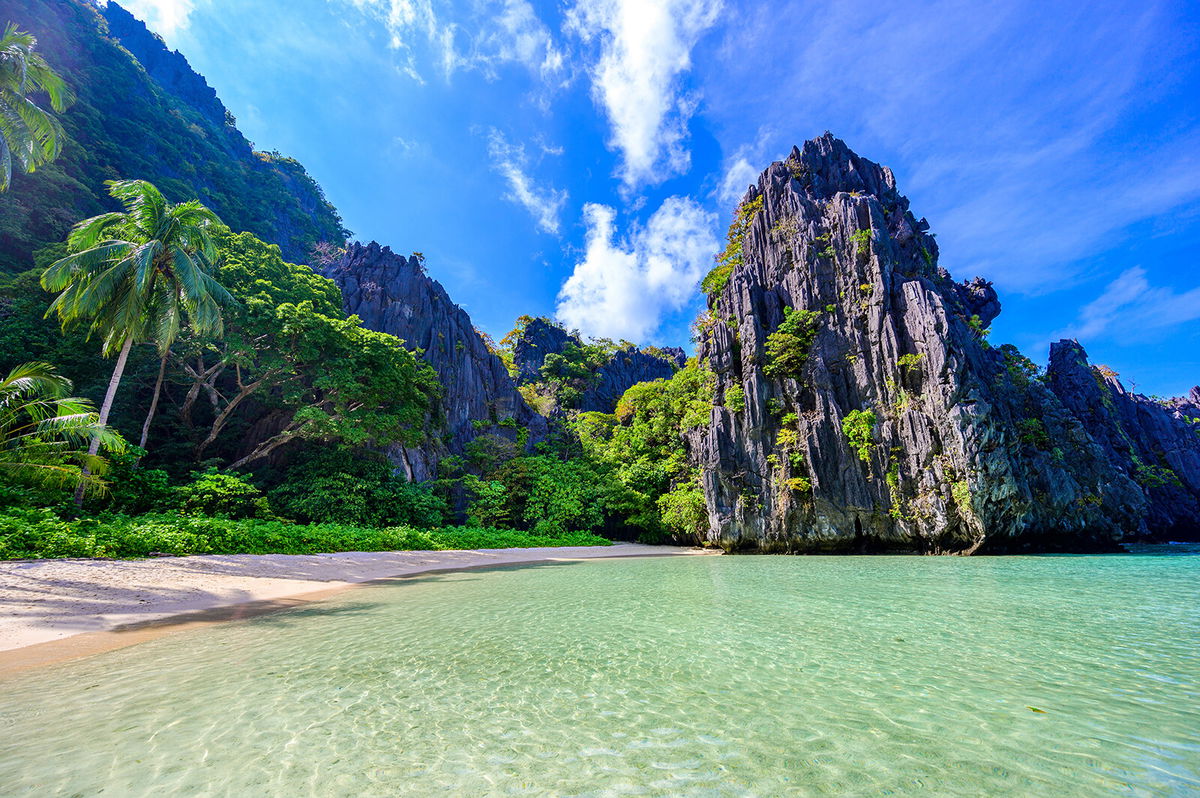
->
[[1, 551, 1198, 796]]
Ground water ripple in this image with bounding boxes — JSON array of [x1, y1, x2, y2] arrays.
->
[[0, 552, 1197, 796]]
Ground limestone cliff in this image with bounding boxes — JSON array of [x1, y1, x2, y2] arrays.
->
[[320, 243, 546, 478], [509, 318, 684, 414], [692, 134, 1148, 553], [1046, 341, 1200, 538]]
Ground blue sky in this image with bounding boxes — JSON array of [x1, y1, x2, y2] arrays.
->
[[121, 0, 1200, 397]]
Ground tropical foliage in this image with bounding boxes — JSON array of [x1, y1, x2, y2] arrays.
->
[[0, 508, 609, 560], [0, 361, 121, 494], [0, 22, 73, 191], [41, 179, 232, 501], [0, 2, 345, 271]]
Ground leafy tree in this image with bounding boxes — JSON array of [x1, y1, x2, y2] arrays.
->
[[568, 361, 714, 540], [0, 22, 73, 191], [173, 229, 439, 468], [41, 180, 232, 499], [268, 447, 446, 528], [0, 361, 122, 495]]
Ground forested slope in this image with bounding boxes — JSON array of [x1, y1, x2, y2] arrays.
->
[[0, 0, 346, 271]]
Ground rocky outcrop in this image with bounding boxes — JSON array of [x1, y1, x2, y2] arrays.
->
[[509, 318, 683, 413], [1046, 341, 1200, 538], [581, 347, 685, 412], [320, 243, 546, 478], [691, 133, 1147, 553], [512, 318, 577, 384]]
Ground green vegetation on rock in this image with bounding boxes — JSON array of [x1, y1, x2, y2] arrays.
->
[[841, 409, 876, 462], [763, 306, 822, 379]]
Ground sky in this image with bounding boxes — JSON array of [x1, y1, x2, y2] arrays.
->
[[117, 0, 1200, 397]]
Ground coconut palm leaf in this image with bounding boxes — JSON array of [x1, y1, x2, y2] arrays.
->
[[0, 23, 73, 190], [40, 180, 235, 490], [0, 362, 123, 495]]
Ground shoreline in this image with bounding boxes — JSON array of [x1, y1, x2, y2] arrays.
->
[[0, 544, 711, 676]]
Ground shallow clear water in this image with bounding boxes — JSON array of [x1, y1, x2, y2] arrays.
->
[[1, 550, 1198, 796]]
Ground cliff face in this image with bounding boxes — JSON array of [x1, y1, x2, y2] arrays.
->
[[102, 2, 226, 129], [512, 318, 577, 384], [1046, 342, 1200, 538], [581, 347, 685, 413], [509, 318, 683, 413], [692, 134, 1147, 553], [320, 243, 546, 478]]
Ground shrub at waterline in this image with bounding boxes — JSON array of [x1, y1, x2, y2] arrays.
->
[[0, 509, 611, 560]]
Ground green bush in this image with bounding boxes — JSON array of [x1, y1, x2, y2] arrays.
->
[[267, 447, 447, 528], [725, 383, 746, 412], [1016, 418, 1051, 451], [96, 448, 175, 514], [841, 409, 877, 462], [0, 507, 612, 560], [176, 470, 269, 519]]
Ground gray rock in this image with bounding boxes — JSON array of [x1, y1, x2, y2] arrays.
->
[[692, 133, 1146, 553], [509, 318, 682, 414], [1046, 341, 1200, 539], [581, 347, 680, 413], [512, 318, 579, 384], [320, 242, 546, 478]]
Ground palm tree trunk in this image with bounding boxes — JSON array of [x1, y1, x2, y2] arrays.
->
[[73, 335, 134, 506], [138, 353, 168, 450]]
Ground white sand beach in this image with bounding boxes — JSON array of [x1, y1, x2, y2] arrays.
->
[[0, 544, 708, 671]]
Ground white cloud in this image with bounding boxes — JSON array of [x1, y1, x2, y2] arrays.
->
[[345, 0, 562, 82], [567, 0, 722, 189], [487, 130, 568, 234], [476, 0, 565, 80], [113, 0, 197, 41], [556, 197, 718, 340], [1058, 267, 1200, 343], [718, 155, 757, 207]]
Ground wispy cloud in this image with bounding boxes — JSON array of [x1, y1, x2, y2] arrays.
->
[[566, 0, 722, 190], [717, 155, 757, 208], [343, 0, 563, 82], [1057, 267, 1200, 343], [475, 0, 565, 80], [487, 129, 568, 234], [556, 197, 718, 340], [716, 128, 778, 209]]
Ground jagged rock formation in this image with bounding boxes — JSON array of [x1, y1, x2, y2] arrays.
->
[[581, 346, 686, 413], [692, 133, 1149, 553], [509, 318, 683, 413], [320, 243, 546, 478], [512, 318, 577, 384], [1046, 341, 1200, 538]]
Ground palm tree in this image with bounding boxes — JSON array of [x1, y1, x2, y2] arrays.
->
[[41, 179, 232, 501], [0, 22, 74, 191], [0, 361, 124, 495]]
